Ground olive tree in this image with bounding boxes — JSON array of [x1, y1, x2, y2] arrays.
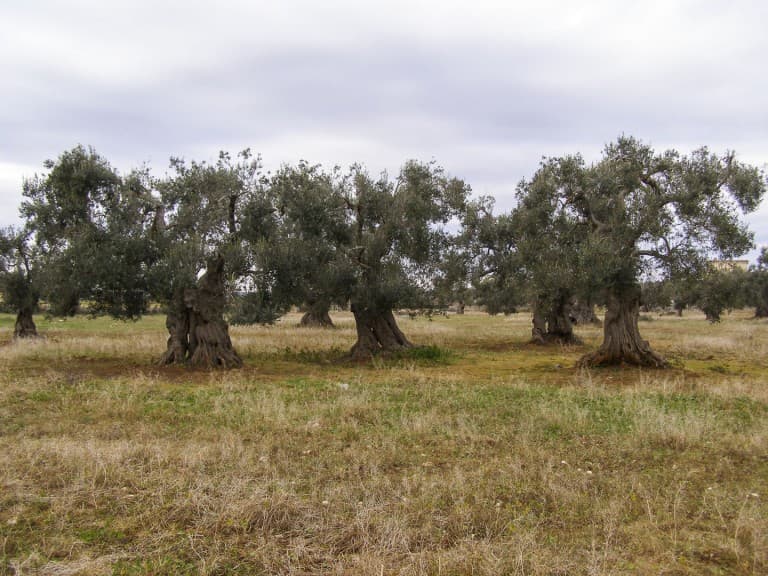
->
[[0, 227, 39, 338], [20, 146, 163, 337], [20, 145, 124, 318], [432, 195, 504, 316], [545, 136, 766, 367], [340, 161, 470, 357], [20, 145, 272, 368], [692, 268, 747, 323], [154, 150, 270, 368], [462, 198, 524, 316], [471, 158, 596, 344], [511, 156, 597, 344], [640, 280, 673, 313], [261, 161, 353, 328]]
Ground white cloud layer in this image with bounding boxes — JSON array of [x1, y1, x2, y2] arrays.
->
[[1, 0, 766, 255]]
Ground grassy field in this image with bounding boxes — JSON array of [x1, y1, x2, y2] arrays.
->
[[0, 310, 766, 575]]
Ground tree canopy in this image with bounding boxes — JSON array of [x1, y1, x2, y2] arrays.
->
[[7, 138, 765, 370], [341, 161, 471, 357], [535, 136, 765, 366]]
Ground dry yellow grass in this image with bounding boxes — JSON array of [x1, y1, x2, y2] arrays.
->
[[0, 310, 766, 575]]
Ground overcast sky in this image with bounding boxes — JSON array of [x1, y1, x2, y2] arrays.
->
[[2, 0, 766, 257]]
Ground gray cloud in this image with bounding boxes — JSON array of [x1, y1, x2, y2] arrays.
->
[[1, 0, 766, 259]]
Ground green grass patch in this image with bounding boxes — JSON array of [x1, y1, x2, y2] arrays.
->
[[76, 525, 129, 545], [0, 311, 766, 575]]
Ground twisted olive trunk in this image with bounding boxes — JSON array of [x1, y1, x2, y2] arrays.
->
[[159, 256, 242, 369], [159, 292, 189, 364], [579, 285, 668, 368], [299, 301, 334, 328], [570, 299, 601, 326], [14, 307, 38, 339], [530, 297, 580, 345], [350, 304, 412, 359]]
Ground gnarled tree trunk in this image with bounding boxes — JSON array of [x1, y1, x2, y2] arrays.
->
[[299, 301, 334, 328], [159, 292, 189, 364], [14, 307, 38, 339], [570, 299, 602, 326], [703, 307, 722, 323], [578, 285, 668, 368], [186, 257, 242, 368], [350, 303, 412, 358], [755, 284, 768, 318], [159, 256, 242, 369], [531, 297, 580, 345]]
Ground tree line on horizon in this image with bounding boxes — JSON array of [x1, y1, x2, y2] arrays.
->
[[1, 136, 766, 369]]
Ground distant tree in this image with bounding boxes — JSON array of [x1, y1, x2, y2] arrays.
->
[[640, 279, 673, 312], [432, 196, 498, 315], [227, 291, 284, 326], [261, 161, 354, 328], [20, 146, 166, 346], [549, 137, 766, 367], [471, 158, 605, 343], [0, 227, 39, 338], [21, 145, 123, 318], [433, 248, 473, 315], [64, 165, 162, 323], [341, 161, 470, 358], [692, 268, 747, 323], [665, 274, 699, 317], [466, 201, 523, 316], [466, 158, 596, 343], [511, 157, 599, 344]]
